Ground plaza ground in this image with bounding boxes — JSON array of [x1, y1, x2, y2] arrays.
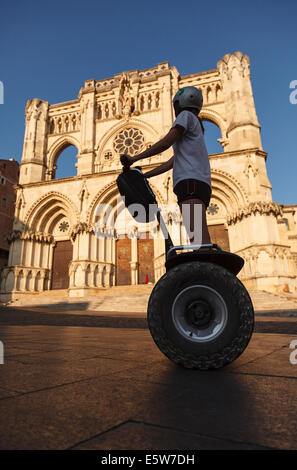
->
[[0, 303, 296, 450]]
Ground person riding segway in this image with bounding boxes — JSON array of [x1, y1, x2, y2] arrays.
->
[[117, 86, 254, 370]]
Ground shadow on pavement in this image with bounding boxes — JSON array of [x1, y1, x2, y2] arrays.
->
[[127, 367, 275, 449], [0, 306, 297, 334]]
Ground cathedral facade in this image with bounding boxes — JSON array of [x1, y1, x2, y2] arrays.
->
[[1, 51, 296, 301]]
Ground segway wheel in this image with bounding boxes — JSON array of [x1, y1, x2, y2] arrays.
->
[[147, 262, 254, 370]]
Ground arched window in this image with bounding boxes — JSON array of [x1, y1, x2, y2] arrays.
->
[[201, 120, 223, 154], [54, 144, 78, 179]]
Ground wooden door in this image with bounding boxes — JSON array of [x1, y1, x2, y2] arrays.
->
[[116, 237, 131, 285], [208, 224, 230, 251], [138, 236, 154, 284], [51, 240, 73, 289]]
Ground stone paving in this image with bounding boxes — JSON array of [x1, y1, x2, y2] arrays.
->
[[0, 306, 296, 450]]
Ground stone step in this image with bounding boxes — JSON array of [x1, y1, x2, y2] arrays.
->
[[8, 296, 151, 312], [14, 284, 154, 298], [248, 290, 297, 310], [90, 284, 154, 296], [4, 286, 297, 314], [4, 284, 154, 312]]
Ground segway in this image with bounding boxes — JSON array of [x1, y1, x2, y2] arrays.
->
[[116, 166, 254, 370]]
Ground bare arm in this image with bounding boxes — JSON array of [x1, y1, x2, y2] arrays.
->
[[143, 156, 174, 178], [131, 125, 184, 163]]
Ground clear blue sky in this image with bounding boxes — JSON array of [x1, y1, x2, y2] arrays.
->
[[0, 0, 296, 205]]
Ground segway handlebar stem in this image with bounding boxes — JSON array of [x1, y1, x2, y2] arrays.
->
[[155, 208, 174, 256]]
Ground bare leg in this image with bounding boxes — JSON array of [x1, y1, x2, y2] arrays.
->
[[178, 198, 211, 247]]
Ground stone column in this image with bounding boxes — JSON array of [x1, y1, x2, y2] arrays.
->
[[26, 239, 32, 267], [8, 240, 15, 266], [11, 237, 23, 267], [131, 80, 140, 114], [106, 237, 112, 264], [39, 271, 46, 292], [32, 270, 38, 292], [42, 243, 49, 269], [104, 264, 111, 287], [129, 236, 137, 285], [68, 262, 75, 289], [82, 262, 88, 288], [130, 261, 138, 285], [97, 264, 104, 287], [20, 269, 27, 291], [78, 231, 89, 261], [89, 264, 95, 288], [48, 243, 55, 286], [34, 241, 41, 268]]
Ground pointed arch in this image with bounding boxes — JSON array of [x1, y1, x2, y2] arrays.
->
[[47, 135, 80, 171], [199, 108, 227, 139], [24, 191, 79, 233], [209, 168, 249, 215]]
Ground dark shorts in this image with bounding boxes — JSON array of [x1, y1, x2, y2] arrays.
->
[[173, 179, 212, 208]]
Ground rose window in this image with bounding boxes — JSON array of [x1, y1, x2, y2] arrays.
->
[[207, 203, 219, 216], [113, 128, 145, 156], [59, 221, 70, 232]]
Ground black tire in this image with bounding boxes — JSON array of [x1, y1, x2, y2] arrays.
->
[[147, 261, 254, 370]]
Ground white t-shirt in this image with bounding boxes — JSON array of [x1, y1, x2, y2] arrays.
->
[[171, 110, 211, 189]]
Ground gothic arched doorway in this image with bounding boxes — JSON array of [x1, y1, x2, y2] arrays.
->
[[51, 240, 73, 289], [115, 235, 155, 286]]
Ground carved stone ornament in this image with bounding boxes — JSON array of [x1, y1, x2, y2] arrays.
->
[[70, 222, 94, 241], [119, 73, 134, 119], [217, 51, 250, 80], [5, 229, 54, 244], [227, 201, 283, 225]]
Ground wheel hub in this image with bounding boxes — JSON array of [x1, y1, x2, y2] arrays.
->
[[171, 284, 228, 343], [186, 300, 213, 328]]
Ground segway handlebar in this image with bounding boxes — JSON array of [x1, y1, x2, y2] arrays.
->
[[116, 165, 174, 256]]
